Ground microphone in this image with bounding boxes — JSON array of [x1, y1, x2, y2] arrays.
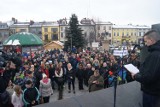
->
[[127, 44, 140, 59], [132, 44, 141, 52]]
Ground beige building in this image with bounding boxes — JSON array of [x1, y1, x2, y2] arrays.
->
[[112, 25, 150, 46], [10, 22, 30, 33]]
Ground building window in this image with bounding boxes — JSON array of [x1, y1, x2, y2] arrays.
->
[[30, 28, 36, 33], [131, 32, 133, 36], [38, 31, 42, 34], [12, 29, 16, 33], [109, 26, 111, 30], [109, 33, 111, 37], [117, 32, 119, 36], [127, 32, 129, 36], [114, 32, 116, 36], [141, 32, 144, 36], [52, 34, 58, 40], [61, 32, 63, 38], [20, 29, 26, 32], [135, 32, 137, 36], [103, 26, 106, 30], [122, 32, 124, 36], [139, 32, 141, 36], [98, 33, 100, 37], [51, 28, 58, 33], [45, 34, 48, 40], [98, 26, 100, 30], [61, 27, 63, 31], [44, 28, 48, 32], [101, 33, 104, 36], [65, 27, 68, 31]]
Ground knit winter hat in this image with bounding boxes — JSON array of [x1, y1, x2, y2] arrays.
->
[[42, 73, 47, 78]]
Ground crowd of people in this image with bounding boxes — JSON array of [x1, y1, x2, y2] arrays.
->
[[0, 46, 140, 107]]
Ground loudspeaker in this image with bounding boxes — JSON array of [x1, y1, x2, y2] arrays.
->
[[36, 81, 142, 107]]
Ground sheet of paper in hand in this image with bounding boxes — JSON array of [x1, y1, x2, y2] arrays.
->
[[124, 64, 139, 74]]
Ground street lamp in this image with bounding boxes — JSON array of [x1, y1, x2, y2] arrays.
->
[[70, 34, 72, 50], [69, 33, 72, 51]]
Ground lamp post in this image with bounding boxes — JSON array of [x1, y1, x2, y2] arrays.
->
[[69, 33, 72, 51], [71, 34, 72, 51]]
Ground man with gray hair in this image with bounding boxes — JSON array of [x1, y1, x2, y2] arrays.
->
[[132, 30, 160, 107]]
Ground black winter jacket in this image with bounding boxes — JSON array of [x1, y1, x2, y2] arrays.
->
[[135, 40, 160, 96]]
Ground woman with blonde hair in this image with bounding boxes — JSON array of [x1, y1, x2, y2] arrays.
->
[[11, 85, 24, 107]]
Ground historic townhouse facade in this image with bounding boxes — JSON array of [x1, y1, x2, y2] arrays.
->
[[58, 18, 69, 43], [10, 22, 30, 33], [79, 18, 96, 47], [42, 22, 59, 43], [1, 18, 151, 47], [0, 23, 9, 42], [95, 21, 113, 44], [112, 25, 150, 46], [29, 21, 42, 39]]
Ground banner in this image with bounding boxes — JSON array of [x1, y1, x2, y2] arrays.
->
[[113, 50, 128, 57]]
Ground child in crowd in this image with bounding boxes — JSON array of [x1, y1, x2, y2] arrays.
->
[[13, 73, 24, 87], [23, 80, 40, 107], [11, 85, 24, 107]]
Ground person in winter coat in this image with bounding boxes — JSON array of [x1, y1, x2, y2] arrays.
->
[[34, 68, 43, 90], [39, 73, 53, 103], [14, 73, 24, 88], [22, 70, 36, 90], [55, 63, 64, 100], [99, 62, 109, 88], [132, 30, 160, 107], [67, 63, 76, 93], [84, 64, 93, 87], [22, 80, 40, 107], [48, 63, 55, 90], [76, 63, 84, 90], [88, 70, 104, 92], [11, 85, 24, 107], [0, 62, 14, 107]]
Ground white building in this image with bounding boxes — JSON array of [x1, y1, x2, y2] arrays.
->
[[95, 21, 113, 44], [79, 18, 96, 47]]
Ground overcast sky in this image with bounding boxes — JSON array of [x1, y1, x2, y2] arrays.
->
[[0, 0, 159, 26]]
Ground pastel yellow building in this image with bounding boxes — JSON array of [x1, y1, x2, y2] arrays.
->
[[112, 25, 150, 46], [42, 22, 59, 43]]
